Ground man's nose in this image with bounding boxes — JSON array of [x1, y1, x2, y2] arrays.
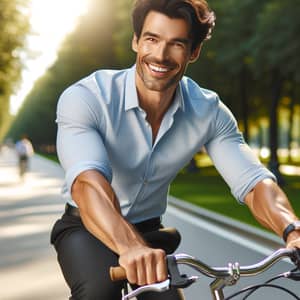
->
[[153, 42, 169, 62]]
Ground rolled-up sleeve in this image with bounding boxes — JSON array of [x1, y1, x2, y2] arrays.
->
[[56, 85, 112, 194], [205, 99, 276, 203]]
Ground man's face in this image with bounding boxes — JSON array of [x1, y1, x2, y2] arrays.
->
[[132, 11, 200, 93]]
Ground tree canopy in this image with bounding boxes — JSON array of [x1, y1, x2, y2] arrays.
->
[[4, 0, 300, 171], [0, 0, 30, 137]]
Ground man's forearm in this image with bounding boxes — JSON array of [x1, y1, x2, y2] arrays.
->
[[71, 170, 168, 285], [71, 170, 146, 254], [245, 178, 299, 241]]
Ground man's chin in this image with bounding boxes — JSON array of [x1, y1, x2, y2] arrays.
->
[[143, 81, 171, 92]]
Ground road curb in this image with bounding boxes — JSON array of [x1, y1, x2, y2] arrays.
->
[[168, 196, 283, 250]]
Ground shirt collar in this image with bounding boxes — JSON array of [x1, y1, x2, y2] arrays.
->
[[174, 82, 185, 112], [124, 65, 185, 112], [125, 65, 139, 111]]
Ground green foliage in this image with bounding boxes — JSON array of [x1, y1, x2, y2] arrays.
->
[[0, 0, 30, 137], [250, 1, 300, 80], [5, 0, 300, 161], [113, 0, 135, 67], [6, 0, 121, 148]]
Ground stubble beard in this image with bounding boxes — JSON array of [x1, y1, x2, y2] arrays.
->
[[136, 58, 182, 92]]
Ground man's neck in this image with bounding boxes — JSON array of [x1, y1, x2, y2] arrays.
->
[[135, 73, 177, 144], [135, 75, 177, 125]]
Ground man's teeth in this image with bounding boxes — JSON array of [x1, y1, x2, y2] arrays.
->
[[149, 64, 169, 72]]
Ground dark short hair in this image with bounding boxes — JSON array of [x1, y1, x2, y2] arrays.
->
[[132, 0, 216, 51]]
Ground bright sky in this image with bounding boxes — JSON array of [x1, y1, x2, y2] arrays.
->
[[9, 0, 89, 115]]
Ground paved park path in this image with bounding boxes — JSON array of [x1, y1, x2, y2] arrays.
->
[[0, 146, 299, 299], [0, 147, 69, 300]]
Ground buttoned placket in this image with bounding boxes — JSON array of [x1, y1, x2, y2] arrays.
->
[[132, 100, 179, 205]]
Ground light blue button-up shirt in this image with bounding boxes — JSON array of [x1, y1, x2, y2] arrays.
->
[[56, 65, 275, 223]]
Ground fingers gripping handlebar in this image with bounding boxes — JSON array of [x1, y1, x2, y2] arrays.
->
[[110, 227, 181, 281], [109, 255, 196, 287]]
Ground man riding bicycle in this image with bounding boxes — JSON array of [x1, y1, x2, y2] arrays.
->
[[51, 1, 300, 299]]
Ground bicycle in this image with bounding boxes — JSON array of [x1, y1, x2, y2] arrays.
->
[[18, 155, 28, 178], [110, 247, 300, 300]]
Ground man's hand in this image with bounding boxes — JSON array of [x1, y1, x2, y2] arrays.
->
[[286, 231, 300, 249], [119, 245, 167, 285]]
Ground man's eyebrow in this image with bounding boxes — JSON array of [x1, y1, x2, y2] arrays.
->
[[142, 31, 160, 38], [172, 37, 189, 45], [142, 31, 189, 44]]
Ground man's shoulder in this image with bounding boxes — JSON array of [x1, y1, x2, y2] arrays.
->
[[64, 67, 129, 90], [58, 67, 131, 105], [75, 67, 129, 94], [180, 76, 219, 105]]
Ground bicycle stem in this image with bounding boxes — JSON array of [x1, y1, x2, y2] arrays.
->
[[210, 262, 240, 300]]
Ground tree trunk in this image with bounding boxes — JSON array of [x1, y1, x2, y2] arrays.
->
[[288, 79, 296, 162], [240, 65, 249, 142], [268, 69, 284, 185]]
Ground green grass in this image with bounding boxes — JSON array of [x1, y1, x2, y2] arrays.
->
[[170, 166, 300, 231], [37, 152, 59, 163]]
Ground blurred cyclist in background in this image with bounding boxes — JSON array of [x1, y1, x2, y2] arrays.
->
[[15, 134, 34, 179]]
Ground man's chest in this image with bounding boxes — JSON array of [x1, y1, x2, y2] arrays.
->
[[103, 108, 212, 177]]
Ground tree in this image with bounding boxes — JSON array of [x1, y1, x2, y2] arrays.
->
[[212, 0, 267, 142], [6, 0, 119, 149], [250, 0, 300, 183], [0, 0, 30, 137]]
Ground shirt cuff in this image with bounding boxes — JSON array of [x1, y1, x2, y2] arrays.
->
[[65, 160, 113, 193], [233, 167, 277, 204]]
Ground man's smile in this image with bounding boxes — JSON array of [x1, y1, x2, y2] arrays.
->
[[148, 63, 169, 73], [144, 60, 176, 78]]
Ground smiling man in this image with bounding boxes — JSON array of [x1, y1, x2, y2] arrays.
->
[[133, 10, 201, 144], [51, 1, 300, 299]]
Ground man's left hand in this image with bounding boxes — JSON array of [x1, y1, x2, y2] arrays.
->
[[286, 232, 300, 249]]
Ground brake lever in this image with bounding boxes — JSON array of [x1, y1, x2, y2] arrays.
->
[[291, 248, 300, 269], [122, 279, 170, 300], [286, 270, 300, 281], [167, 255, 197, 288]]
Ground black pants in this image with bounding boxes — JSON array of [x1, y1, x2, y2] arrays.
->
[[51, 212, 184, 300]]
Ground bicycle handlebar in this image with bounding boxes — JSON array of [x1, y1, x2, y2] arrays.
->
[[110, 247, 300, 282], [172, 247, 299, 279], [110, 248, 300, 299], [110, 265, 127, 281]]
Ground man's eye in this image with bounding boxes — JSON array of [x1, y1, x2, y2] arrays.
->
[[174, 42, 184, 48], [146, 37, 157, 42]]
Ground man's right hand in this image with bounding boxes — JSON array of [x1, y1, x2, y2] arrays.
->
[[118, 245, 167, 285]]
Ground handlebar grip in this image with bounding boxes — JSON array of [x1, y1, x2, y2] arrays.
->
[[110, 266, 127, 281]]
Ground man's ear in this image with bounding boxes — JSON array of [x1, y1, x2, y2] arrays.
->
[[189, 44, 202, 63], [132, 34, 138, 53]]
